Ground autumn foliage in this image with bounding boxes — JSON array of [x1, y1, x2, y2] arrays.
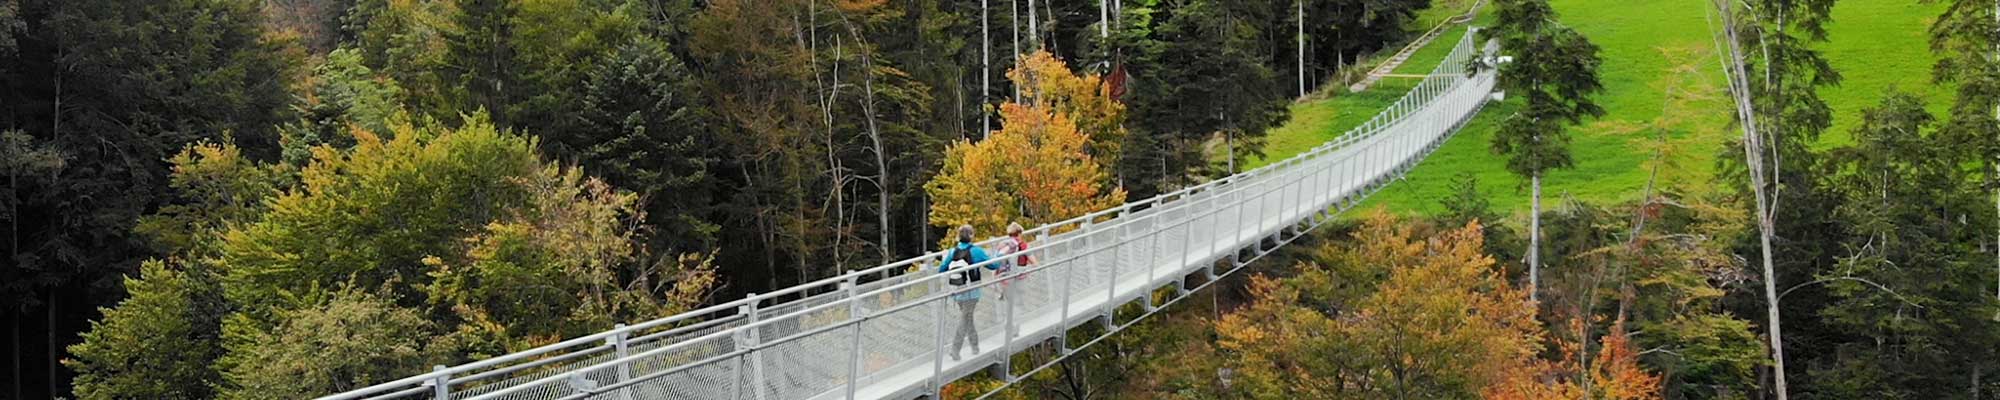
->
[[1214, 212, 1663, 399], [926, 52, 1127, 238]]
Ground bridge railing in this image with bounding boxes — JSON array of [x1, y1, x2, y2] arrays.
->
[[319, 29, 1498, 400]]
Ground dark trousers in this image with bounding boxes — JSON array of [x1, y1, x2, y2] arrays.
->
[[951, 298, 980, 356]]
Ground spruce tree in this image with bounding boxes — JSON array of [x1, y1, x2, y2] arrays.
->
[[1488, 0, 1605, 302]]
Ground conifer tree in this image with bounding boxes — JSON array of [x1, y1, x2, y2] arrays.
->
[[1488, 0, 1605, 301]]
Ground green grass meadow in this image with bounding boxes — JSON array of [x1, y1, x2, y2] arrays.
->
[[1254, 0, 1949, 217]]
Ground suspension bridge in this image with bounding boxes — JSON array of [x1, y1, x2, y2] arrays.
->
[[320, 29, 1502, 400]]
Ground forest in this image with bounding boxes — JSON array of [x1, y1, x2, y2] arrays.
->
[[0, 0, 1996, 398]]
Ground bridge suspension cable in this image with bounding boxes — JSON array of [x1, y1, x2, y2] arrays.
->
[[321, 29, 1501, 400]]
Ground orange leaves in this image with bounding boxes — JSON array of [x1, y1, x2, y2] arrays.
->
[[1210, 213, 1667, 399], [1007, 50, 1128, 169], [1485, 317, 1664, 400], [925, 55, 1128, 240], [1590, 319, 1664, 400]]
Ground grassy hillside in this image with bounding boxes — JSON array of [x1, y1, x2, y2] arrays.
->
[[1255, 0, 1949, 217]]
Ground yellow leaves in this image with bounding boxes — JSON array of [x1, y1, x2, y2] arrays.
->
[[1211, 213, 1669, 398], [1006, 50, 1128, 169], [831, 0, 889, 13], [926, 102, 1126, 240]]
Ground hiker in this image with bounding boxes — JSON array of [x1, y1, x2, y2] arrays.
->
[[939, 224, 998, 361], [994, 222, 1035, 299]]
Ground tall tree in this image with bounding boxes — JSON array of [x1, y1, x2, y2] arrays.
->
[[445, 0, 518, 125], [1487, 0, 1605, 301], [1112, 0, 1292, 197], [201, 114, 713, 396], [1805, 91, 2000, 398], [691, 0, 824, 287], [1215, 214, 1553, 399], [1712, 0, 1842, 396], [0, 0, 299, 396], [1929, 0, 2000, 306], [926, 101, 1127, 236], [566, 36, 721, 254], [63, 260, 225, 400]]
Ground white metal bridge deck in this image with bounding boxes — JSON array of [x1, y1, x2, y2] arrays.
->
[[322, 31, 1500, 400]]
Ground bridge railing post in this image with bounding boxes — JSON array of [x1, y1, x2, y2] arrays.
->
[[930, 283, 947, 396], [428, 365, 449, 400], [1002, 265, 1019, 378], [1106, 222, 1119, 315], [843, 275, 862, 400], [609, 324, 631, 400], [1059, 221, 1078, 352], [743, 293, 767, 400]]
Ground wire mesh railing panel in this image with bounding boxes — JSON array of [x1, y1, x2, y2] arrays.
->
[[756, 325, 854, 400], [856, 287, 940, 378]]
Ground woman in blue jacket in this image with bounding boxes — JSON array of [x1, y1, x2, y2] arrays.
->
[[939, 225, 998, 361]]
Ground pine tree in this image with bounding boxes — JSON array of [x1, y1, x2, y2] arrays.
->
[[1488, 0, 1605, 302]]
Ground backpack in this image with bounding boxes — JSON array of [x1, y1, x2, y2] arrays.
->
[[946, 246, 982, 286], [1011, 237, 1032, 267]]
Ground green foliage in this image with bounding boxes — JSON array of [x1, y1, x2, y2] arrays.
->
[[1805, 91, 2000, 398], [1, 0, 301, 311], [1929, 0, 2000, 188], [64, 260, 226, 400], [347, 0, 459, 118], [221, 115, 543, 317], [1488, 0, 1604, 178], [0, 0, 20, 59], [72, 142, 284, 400], [1112, 0, 1293, 197], [1440, 172, 1523, 264], [505, 0, 642, 137], [218, 287, 450, 400], [1, 2, 298, 395], [280, 48, 408, 165], [136, 143, 293, 257], [1653, 314, 1764, 399], [568, 37, 720, 251]]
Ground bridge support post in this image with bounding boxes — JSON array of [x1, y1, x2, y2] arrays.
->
[[843, 277, 862, 400], [610, 324, 632, 400], [428, 365, 449, 400], [745, 293, 769, 400], [929, 291, 947, 398]]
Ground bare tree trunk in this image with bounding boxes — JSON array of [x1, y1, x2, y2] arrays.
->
[[1099, 0, 1108, 38], [808, 1, 849, 274], [983, 0, 993, 139], [1012, 0, 1021, 102], [1530, 173, 1541, 302], [1298, 0, 1306, 98], [847, 26, 894, 262], [1027, 0, 1038, 50], [1713, 4, 1787, 397]]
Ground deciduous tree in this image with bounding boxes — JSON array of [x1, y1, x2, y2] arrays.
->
[[927, 101, 1126, 237]]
